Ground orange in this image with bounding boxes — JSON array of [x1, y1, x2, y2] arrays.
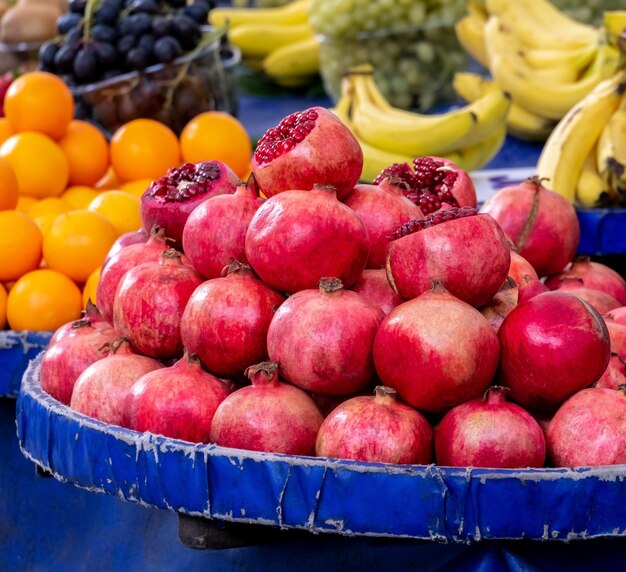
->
[[0, 283, 6, 329], [62, 185, 99, 210], [6, 269, 83, 331], [27, 197, 69, 235], [0, 132, 69, 198], [4, 72, 74, 140], [110, 119, 180, 182], [95, 165, 122, 190], [58, 120, 109, 186], [0, 118, 14, 147], [42, 210, 117, 283], [180, 112, 252, 178], [88, 190, 141, 236], [16, 195, 37, 213], [0, 210, 42, 281], [82, 266, 101, 308], [0, 157, 19, 210], [120, 178, 153, 198]]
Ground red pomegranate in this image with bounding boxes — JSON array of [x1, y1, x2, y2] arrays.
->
[[386, 207, 511, 307], [267, 277, 384, 395], [434, 386, 546, 468], [604, 317, 626, 357], [498, 291, 610, 412], [315, 386, 433, 464], [140, 161, 240, 246], [180, 262, 285, 378], [309, 387, 374, 418], [548, 278, 621, 314], [70, 339, 163, 426], [103, 228, 148, 267], [182, 181, 262, 279], [517, 274, 549, 303], [606, 306, 626, 325], [374, 156, 477, 214], [547, 387, 626, 466], [40, 321, 116, 405], [350, 269, 403, 315], [342, 183, 423, 268], [479, 176, 580, 277], [113, 249, 203, 358], [49, 301, 113, 346], [480, 277, 518, 333], [209, 362, 324, 455], [251, 107, 363, 200], [595, 354, 626, 390], [545, 258, 626, 305], [245, 185, 369, 293], [508, 251, 538, 284], [127, 351, 231, 442], [373, 283, 500, 412]]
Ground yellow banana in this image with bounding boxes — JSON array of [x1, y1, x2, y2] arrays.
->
[[604, 11, 626, 46], [576, 144, 614, 208], [229, 23, 314, 59], [596, 94, 626, 194], [262, 36, 320, 81], [209, 0, 310, 28], [455, 13, 489, 68], [452, 125, 507, 172], [521, 42, 597, 72], [536, 71, 624, 203]]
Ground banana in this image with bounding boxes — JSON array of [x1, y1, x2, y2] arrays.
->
[[453, 72, 556, 141], [455, 13, 489, 68], [453, 125, 507, 172], [484, 0, 599, 50], [522, 42, 597, 72], [209, 0, 310, 28], [596, 94, 626, 194], [262, 36, 320, 81], [229, 23, 314, 59], [576, 144, 614, 208], [604, 11, 626, 46], [536, 71, 625, 203]]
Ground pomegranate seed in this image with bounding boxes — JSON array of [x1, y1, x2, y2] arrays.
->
[[388, 207, 477, 240], [144, 161, 225, 203], [254, 109, 319, 164]]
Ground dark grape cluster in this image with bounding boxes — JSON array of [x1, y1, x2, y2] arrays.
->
[[38, 0, 214, 86]]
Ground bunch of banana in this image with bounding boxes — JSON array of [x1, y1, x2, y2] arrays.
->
[[209, 0, 319, 88], [330, 66, 511, 182], [455, 0, 625, 141], [536, 71, 626, 208]]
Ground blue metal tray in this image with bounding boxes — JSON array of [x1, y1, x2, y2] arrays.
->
[[0, 331, 51, 398], [16, 353, 626, 542]]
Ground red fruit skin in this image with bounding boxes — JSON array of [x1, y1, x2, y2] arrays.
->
[[350, 269, 403, 315], [606, 306, 626, 326], [434, 387, 546, 468], [180, 266, 285, 377], [595, 355, 626, 390], [70, 344, 163, 426], [342, 183, 423, 269], [547, 388, 626, 467], [103, 229, 148, 267], [479, 179, 580, 277], [245, 186, 369, 293], [127, 354, 231, 442], [480, 278, 518, 333], [550, 284, 621, 314], [545, 259, 626, 306], [498, 292, 611, 412], [386, 213, 511, 307], [267, 280, 385, 395], [40, 325, 116, 405], [49, 305, 113, 346], [182, 184, 262, 280], [517, 275, 549, 303], [113, 254, 203, 358], [210, 364, 324, 455], [315, 387, 433, 464], [251, 107, 363, 200], [605, 319, 626, 357], [373, 286, 500, 412], [508, 251, 538, 285]]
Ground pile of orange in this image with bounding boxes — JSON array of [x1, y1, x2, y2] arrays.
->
[[0, 71, 253, 332]]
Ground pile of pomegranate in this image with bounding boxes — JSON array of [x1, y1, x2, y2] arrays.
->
[[38, 107, 626, 470]]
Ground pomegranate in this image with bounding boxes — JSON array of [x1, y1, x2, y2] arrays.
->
[[127, 351, 231, 442], [548, 278, 621, 314], [342, 183, 423, 268], [267, 277, 384, 395], [479, 176, 580, 277], [517, 274, 549, 303], [480, 277, 518, 333], [373, 283, 500, 412], [532, 411, 552, 440], [103, 228, 148, 267], [49, 301, 113, 346], [607, 306, 626, 325], [434, 386, 546, 468], [350, 269, 403, 315], [374, 156, 477, 214], [604, 318, 626, 357], [250, 107, 363, 200], [97, 227, 183, 323], [386, 207, 511, 307], [547, 387, 626, 466], [113, 249, 202, 358], [498, 291, 610, 412], [209, 362, 324, 455], [315, 386, 433, 464], [180, 262, 285, 377], [182, 181, 262, 279], [70, 339, 163, 426], [140, 161, 240, 246], [245, 185, 369, 293], [309, 387, 374, 418], [40, 322, 117, 405], [508, 251, 538, 284], [595, 354, 626, 390]]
